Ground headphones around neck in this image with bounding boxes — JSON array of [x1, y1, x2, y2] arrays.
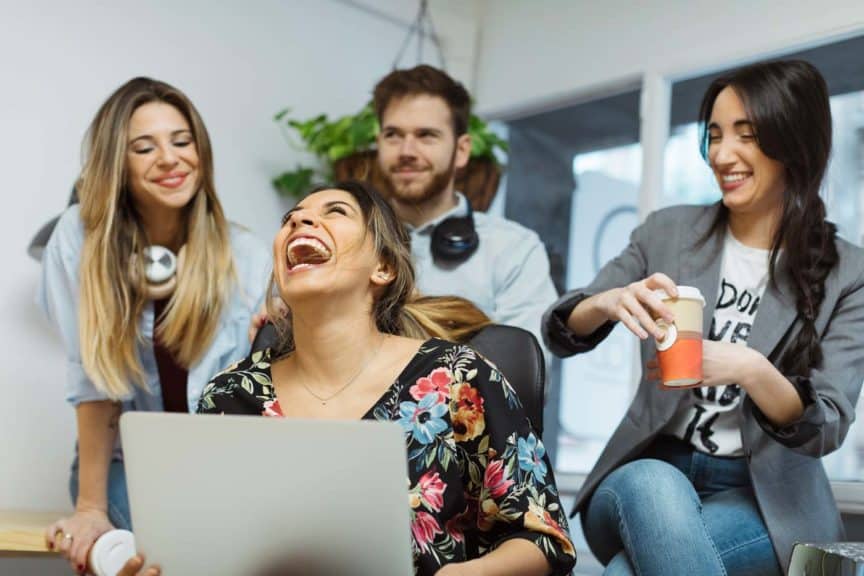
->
[[129, 245, 186, 300], [37, 185, 185, 300], [430, 199, 479, 264]]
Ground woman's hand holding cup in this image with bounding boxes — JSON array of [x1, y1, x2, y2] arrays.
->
[[701, 340, 762, 388], [45, 508, 113, 574], [595, 273, 678, 340], [644, 285, 707, 388]]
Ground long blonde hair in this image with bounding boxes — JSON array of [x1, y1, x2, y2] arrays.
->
[[266, 181, 491, 356], [78, 77, 235, 398]]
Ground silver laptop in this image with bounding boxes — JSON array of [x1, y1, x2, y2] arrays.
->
[[121, 412, 414, 575]]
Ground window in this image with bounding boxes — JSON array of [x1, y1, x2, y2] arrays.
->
[[557, 144, 641, 473], [503, 87, 644, 475]]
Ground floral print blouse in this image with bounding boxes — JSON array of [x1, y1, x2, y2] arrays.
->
[[198, 338, 576, 575]]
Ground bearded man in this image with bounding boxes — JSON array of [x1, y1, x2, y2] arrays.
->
[[372, 65, 557, 345]]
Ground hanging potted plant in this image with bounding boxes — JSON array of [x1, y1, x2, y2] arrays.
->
[[272, 102, 508, 211]]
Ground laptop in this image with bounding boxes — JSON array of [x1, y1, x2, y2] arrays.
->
[[120, 412, 414, 575]]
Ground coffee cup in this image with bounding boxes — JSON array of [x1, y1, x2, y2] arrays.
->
[[89, 529, 136, 576], [652, 286, 705, 388]]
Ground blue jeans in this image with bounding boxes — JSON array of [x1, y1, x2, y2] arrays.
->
[[69, 458, 133, 531], [583, 436, 781, 576]]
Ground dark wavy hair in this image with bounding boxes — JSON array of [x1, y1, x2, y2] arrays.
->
[[698, 59, 838, 376]]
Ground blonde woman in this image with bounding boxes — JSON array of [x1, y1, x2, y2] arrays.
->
[[38, 77, 270, 573]]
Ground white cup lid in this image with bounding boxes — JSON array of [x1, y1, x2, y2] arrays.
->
[[652, 285, 705, 306]]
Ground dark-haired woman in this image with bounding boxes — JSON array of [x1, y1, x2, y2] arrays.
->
[[543, 59, 864, 575]]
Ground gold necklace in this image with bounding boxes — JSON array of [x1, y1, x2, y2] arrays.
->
[[298, 335, 385, 406]]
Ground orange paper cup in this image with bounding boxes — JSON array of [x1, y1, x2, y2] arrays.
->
[[653, 286, 705, 388]]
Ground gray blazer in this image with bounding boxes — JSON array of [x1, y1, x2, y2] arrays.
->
[[543, 203, 864, 571]]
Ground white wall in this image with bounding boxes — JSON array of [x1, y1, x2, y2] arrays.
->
[[474, 0, 864, 117], [0, 0, 478, 521]]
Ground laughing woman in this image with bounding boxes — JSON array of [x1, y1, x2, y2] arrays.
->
[[120, 180, 576, 576], [543, 60, 864, 575], [39, 78, 270, 573]]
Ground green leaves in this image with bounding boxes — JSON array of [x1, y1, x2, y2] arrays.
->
[[240, 376, 255, 395], [477, 434, 490, 456], [468, 114, 509, 162], [272, 167, 315, 199], [276, 104, 378, 162]]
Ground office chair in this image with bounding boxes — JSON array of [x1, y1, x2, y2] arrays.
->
[[28, 186, 79, 261], [251, 322, 546, 436], [467, 324, 546, 437]]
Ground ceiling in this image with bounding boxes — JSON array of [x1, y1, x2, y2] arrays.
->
[[509, 34, 864, 154]]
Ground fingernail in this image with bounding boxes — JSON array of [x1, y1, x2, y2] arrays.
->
[[78, 564, 85, 573], [47, 542, 53, 550]]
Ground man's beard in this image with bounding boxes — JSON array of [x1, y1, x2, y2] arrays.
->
[[383, 155, 456, 206]]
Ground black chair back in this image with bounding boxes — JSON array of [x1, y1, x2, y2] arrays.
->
[[467, 324, 546, 436]]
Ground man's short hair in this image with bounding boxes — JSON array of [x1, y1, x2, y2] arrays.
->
[[373, 65, 471, 137]]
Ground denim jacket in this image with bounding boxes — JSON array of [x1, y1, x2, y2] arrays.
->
[[37, 204, 272, 414]]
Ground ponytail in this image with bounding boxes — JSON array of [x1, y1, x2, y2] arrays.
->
[[400, 295, 492, 342], [265, 288, 491, 360]]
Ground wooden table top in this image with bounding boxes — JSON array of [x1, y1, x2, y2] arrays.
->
[[0, 510, 68, 556]]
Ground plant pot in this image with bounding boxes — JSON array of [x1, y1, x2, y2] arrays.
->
[[333, 151, 502, 213], [332, 150, 389, 196], [455, 157, 501, 212]]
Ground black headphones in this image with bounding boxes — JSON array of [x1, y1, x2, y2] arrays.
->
[[430, 199, 479, 264]]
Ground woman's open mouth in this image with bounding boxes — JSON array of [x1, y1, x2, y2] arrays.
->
[[286, 236, 332, 272]]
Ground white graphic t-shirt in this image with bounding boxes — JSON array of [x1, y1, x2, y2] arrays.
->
[[663, 231, 770, 456]]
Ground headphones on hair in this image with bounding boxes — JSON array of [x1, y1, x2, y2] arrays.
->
[[430, 200, 479, 264]]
